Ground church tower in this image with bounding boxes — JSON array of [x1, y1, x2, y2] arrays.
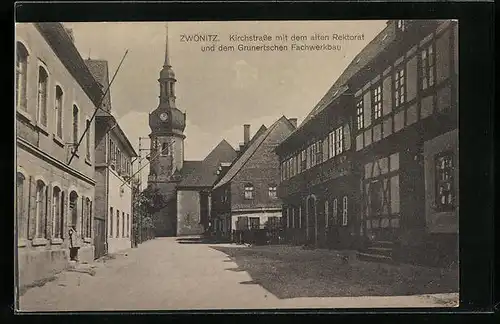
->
[[148, 23, 186, 186]]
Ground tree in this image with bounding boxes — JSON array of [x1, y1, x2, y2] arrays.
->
[[132, 184, 166, 244]]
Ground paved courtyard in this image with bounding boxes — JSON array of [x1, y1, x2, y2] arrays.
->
[[19, 237, 458, 311]]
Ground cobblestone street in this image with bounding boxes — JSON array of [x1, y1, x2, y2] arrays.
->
[[19, 237, 458, 311]]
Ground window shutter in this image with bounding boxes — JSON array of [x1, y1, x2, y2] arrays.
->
[[81, 196, 85, 235], [46, 185, 52, 239], [87, 200, 93, 237], [61, 190, 67, 239], [406, 56, 418, 102], [27, 176, 35, 240], [322, 139, 329, 161], [382, 75, 392, 116], [343, 123, 351, 151], [363, 90, 372, 128]]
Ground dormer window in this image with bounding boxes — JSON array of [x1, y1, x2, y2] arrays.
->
[[244, 183, 254, 200], [396, 20, 406, 32]]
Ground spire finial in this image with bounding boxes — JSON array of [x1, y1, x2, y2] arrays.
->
[[164, 22, 170, 67]]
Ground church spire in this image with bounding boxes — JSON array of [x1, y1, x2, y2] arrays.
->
[[163, 23, 171, 68]]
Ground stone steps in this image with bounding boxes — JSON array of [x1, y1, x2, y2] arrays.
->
[[356, 240, 395, 264]]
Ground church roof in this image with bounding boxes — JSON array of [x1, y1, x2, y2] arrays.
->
[[213, 116, 293, 190], [178, 140, 237, 188]]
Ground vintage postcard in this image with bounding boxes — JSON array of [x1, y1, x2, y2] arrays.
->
[[15, 20, 459, 311]]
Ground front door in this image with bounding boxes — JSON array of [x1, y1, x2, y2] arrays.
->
[[307, 197, 317, 245]]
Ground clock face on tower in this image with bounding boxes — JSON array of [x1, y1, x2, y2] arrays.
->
[[160, 112, 168, 121]]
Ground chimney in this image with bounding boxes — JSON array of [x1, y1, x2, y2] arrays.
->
[[239, 143, 245, 152], [288, 118, 298, 128], [65, 28, 75, 43], [243, 124, 250, 145]]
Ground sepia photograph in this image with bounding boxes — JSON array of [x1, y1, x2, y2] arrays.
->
[[15, 19, 459, 311]]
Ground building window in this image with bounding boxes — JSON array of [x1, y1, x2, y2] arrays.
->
[[396, 20, 406, 32], [421, 44, 435, 90], [37, 66, 49, 126], [335, 126, 344, 155], [394, 67, 406, 108], [332, 198, 338, 225], [16, 42, 28, 111], [35, 180, 47, 238], [372, 84, 382, 120], [356, 98, 364, 130], [85, 119, 91, 160], [161, 142, 169, 156], [72, 105, 79, 145], [85, 198, 92, 238], [116, 210, 120, 238], [109, 207, 114, 238], [16, 173, 27, 240], [55, 86, 63, 138], [342, 196, 348, 226], [268, 185, 277, 199], [52, 186, 62, 239], [435, 152, 455, 211], [249, 217, 260, 229], [244, 183, 254, 200]]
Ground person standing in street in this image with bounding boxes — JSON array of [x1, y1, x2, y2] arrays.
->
[[68, 226, 82, 262]]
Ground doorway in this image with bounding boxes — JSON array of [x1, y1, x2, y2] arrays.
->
[[307, 196, 317, 246]]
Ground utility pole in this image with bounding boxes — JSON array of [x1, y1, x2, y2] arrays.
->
[[137, 136, 150, 244]]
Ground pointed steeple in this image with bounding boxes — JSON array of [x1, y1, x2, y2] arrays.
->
[[163, 23, 171, 68]]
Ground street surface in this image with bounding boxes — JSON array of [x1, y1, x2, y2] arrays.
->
[[19, 237, 458, 311]]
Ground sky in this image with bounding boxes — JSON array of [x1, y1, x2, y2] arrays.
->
[[65, 21, 387, 187]]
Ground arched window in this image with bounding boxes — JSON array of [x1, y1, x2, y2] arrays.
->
[[72, 105, 79, 145], [169, 82, 174, 96], [268, 184, 277, 199], [55, 86, 63, 138], [16, 172, 27, 240], [244, 183, 254, 200], [52, 186, 62, 239], [116, 209, 120, 238], [84, 197, 92, 238], [342, 196, 348, 226], [332, 198, 338, 225], [37, 66, 49, 126], [16, 42, 28, 111], [35, 180, 48, 238], [69, 191, 78, 229]]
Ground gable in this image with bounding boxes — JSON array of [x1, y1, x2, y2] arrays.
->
[[213, 117, 294, 190]]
